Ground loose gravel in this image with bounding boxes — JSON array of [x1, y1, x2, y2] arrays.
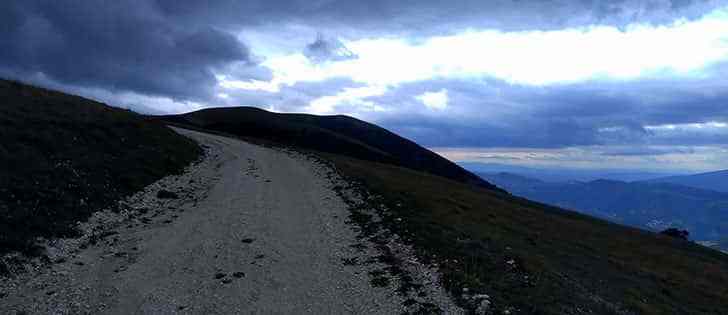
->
[[0, 127, 461, 314]]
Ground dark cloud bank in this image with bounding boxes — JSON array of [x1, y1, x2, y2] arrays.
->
[[365, 76, 728, 150], [0, 1, 258, 101], [1, 0, 726, 159], [1, 0, 718, 100]]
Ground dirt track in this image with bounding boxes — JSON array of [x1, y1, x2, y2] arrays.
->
[[0, 128, 460, 314]]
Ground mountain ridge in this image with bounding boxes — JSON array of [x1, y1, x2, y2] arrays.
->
[[159, 107, 505, 192], [645, 169, 728, 192]]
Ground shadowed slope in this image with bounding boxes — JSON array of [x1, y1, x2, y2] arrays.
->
[[330, 154, 728, 314], [0, 80, 201, 256]]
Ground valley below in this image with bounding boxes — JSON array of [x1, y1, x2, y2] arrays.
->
[[479, 172, 728, 252]]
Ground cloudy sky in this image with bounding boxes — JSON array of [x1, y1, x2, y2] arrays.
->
[[3, 0, 728, 172]]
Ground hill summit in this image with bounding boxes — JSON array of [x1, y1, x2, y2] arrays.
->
[[160, 107, 504, 192]]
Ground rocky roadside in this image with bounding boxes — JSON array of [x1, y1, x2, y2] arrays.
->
[[0, 143, 222, 314], [290, 149, 464, 314]]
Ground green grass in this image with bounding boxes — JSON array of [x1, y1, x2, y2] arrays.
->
[[327, 154, 728, 314], [0, 80, 201, 257]]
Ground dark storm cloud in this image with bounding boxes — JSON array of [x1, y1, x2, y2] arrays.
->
[[154, 0, 720, 37], [0, 0, 719, 102], [0, 1, 256, 101], [304, 35, 358, 63]]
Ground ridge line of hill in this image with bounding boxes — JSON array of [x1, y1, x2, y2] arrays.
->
[[158, 106, 506, 193]]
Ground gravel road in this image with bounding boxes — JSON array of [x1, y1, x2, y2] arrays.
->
[[0, 128, 460, 314]]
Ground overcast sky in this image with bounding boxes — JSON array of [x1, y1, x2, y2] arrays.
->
[[3, 0, 728, 172]]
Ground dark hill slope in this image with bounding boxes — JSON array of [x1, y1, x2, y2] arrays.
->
[[330, 154, 728, 314], [0, 80, 200, 255], [159, 107, 503, 192]]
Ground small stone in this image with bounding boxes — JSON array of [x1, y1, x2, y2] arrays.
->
[[221, 278, 232, 284], [233, 272, 245, 278], [214, 272, 226, 279], [475, 299, 491, 315], [473, 294, 490, 300], [241, 238, 255, 244]]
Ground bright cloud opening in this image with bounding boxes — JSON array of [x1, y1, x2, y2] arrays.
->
[[433, 145, 728, 172], [219, 5, 728, 115], [245, 5, 728, 91], [210, 5, 728, 172], [307, 85, 388, 114], [645, 121, 728, 131], [416, 89, 449, 110]]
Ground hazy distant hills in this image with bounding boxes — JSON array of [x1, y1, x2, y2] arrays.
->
[[479, 172, 728, 244], [459, 162, 683, 182], [644, 170, 728, 193]]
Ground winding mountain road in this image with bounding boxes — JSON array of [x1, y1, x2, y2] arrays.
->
[[0, 128, 459, 314]]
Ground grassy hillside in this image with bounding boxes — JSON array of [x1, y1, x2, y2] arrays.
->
[[160, 107, 504, 192], [331, 155, 728, 314], [0, 80, 201, 256], [170, 109, 728, 314]]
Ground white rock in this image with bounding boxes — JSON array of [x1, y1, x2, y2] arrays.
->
[[473, 294, 490, 300], [475, 299, 491, 315]]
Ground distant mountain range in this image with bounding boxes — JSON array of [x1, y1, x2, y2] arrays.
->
[[479, 172, 728, 247], [459, 162, 684, 182], [645, 170, 728, 193]]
